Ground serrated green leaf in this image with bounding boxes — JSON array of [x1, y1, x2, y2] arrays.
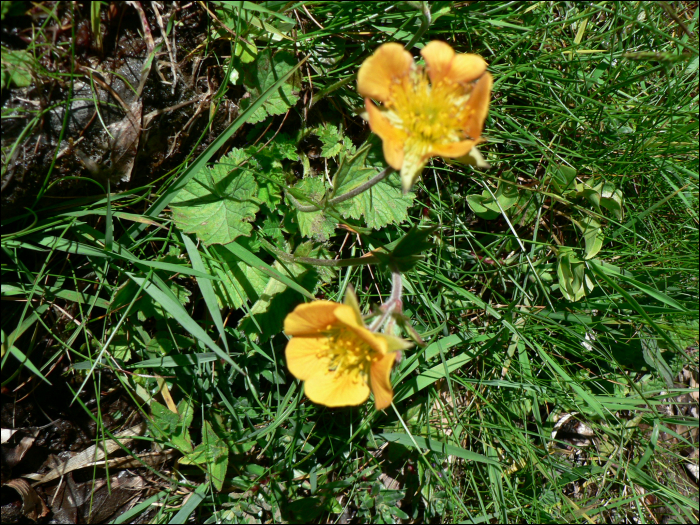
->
[[203, 244, 269, 310], [171, 149, 260, 245], [239, 50, 299, 124], [150, 400, 180, 437], [314, 123, 344, 158], [333, 153, 413, 229], [248, 136, 296, 208], [293, 178, 336, 241]]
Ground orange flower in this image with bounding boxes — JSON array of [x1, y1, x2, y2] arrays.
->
[[358, 41, 493, 193], [284, 288, 411, 410]]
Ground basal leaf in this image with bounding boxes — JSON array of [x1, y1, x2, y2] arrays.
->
[[334, 155, 413, 229], [203, 244, 269, 310], [314, 123, 344, 158], [579, 217, 604, 260], [239, 49, 300, 124], [171, 149, 260, 246], [466, 194, 499, 220], [292, 178, 336, 241]]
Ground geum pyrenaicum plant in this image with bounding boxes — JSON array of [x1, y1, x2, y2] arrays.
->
[[358, 40, 493, 193], [284, 287, 412, 410]]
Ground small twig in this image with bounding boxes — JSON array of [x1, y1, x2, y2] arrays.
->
[[152, 3, 178, 94]]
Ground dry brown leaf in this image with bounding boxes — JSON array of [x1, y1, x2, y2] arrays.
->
[[24, 422, 145, 485], [5, 478, 50, 521]]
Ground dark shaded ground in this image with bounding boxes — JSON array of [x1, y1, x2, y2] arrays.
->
[[2, 2, 237, 221]]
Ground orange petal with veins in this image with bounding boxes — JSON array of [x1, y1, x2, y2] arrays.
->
[[421, 41, 455, 84], [430, 139, 479, 159], [365, 99, 405, 170], [447, 53, 488, 84], [370, 352, 396, 410], [357, 43, 413, 102], [285, 337, 330, 381], [284, 301, 339, 337], [304, 369, 371, 407], [463, 72, 493, 139]]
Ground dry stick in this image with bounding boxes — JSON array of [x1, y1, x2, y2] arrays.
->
[[152, 3, 178, 94], [286, 166, 395, 212]]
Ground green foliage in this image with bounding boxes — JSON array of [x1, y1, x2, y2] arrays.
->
[[334, 161, 414, 230], [1, 49, 34, 89], [372, 226, 437, 273], [556, 247, 595, 302], [314, 123, 345, 158], [180, 419, 230, 492], [170, 149, 260, 245], [292, 177, 337, 240], [239, 49, 300, 124], [203, 243, 270, 310], [466, 172, 519, 220], [2, 2, 698, 524]]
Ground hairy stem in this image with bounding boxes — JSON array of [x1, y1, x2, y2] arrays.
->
[[369, 270, 403, 332], [286, 167, 396, 213], [260, 238, 379, 268]]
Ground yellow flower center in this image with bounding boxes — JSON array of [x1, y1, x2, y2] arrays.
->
[[322, 325, 378, 383], [386, 68, 470, 152]]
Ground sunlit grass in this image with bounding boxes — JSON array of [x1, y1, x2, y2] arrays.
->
[[1, 1, 698, 523]]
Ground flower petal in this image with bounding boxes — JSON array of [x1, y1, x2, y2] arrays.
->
[[365, 100, 405, 170], [334, 306, 388, 356], [343, 285, 365, 326], [420, 41, 455, 84], [446, 53, 488, 84], [422, 42, 487, 85], [370, 352, 396, 410], [357, 42, 413, 102], [430, 139, 479, 159], [304, 370, 370, 407], [377, 333, 413, 353], [284, 301, 340, 337], [399, 142, 429, 194], [454, 146, 491, 169], [285, 336, 330, 381], [463, 72, 493, 139]]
